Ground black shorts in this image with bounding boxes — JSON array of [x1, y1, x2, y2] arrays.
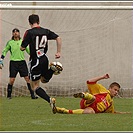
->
[[29, 55, 49, 81], [9, 60, 29, 78]]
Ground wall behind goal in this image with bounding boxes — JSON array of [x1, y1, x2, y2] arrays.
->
[[0, 2, 132, 97]]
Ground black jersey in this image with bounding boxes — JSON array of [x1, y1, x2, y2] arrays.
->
[[21, 26, 59, 59]]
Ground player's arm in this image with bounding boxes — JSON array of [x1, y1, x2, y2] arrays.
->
[[87, 74, 110, 83], [47, 30, 62, 59], [1, 41, 11, 58], [20, 30, 30, 51], [114, 111, 131, 114], [20, 46, 25, 51], [104, 105, 131, 114], [87, 74, 110, 93], [0, 42, 11, 69], [25, 46, 30, 55], [55, 36, 62, 59], [106, 102, 131, 114]]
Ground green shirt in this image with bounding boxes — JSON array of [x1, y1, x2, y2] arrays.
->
[[2, 39, 30, 61]]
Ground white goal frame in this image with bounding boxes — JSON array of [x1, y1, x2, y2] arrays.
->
[[0, 5, 133, 10]]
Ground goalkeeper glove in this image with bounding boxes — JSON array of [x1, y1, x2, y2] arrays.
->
[[0, 59, 3, 69]]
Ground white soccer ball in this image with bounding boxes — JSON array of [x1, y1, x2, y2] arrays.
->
[[50, 61, 63, 75], [54, 70, 61, 75]]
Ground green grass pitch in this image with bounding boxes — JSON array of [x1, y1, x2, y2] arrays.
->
[[0, 96, 132, 131]]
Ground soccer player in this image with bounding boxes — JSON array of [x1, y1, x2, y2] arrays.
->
[[20, 14, 63, 107], [0, 28, 37, 99], [52, 74, 130, 114]]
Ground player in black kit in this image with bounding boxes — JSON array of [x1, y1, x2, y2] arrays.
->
[[20, 14, 63, 109]]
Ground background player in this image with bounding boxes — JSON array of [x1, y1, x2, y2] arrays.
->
[[20, 14, 63, 107], [0, 28, 37, 99], [52, 74, 131, 114]]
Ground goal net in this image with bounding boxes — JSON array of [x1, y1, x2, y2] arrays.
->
[[0, 2, 132, 97]]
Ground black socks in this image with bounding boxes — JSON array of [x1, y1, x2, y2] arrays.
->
[[7, 84, 12, 98], [35, 87, 50, 103], [27, 83, 37, 99]]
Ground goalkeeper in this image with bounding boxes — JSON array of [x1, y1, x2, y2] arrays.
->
[[0, 28, 37, 99], [52, 74, 130, 114]]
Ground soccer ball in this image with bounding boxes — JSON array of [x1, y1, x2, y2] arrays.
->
[[50, 62, 63, 75], [54, 70, 61, 75]]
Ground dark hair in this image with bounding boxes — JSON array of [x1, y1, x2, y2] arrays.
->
[[109, 82, 121, 88], [12, 28, 21, 40], [28, 14, 39, 25], [12, 28, 19, 33]]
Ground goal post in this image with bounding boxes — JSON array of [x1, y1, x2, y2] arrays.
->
[[1, 5, 133, 10], [0, 3, 132, 98]]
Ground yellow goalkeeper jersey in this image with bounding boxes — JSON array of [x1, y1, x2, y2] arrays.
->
[[86, 81, 115, 113]]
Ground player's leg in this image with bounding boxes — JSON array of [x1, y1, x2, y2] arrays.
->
[[52, 106, 95, 114], [40, 55, 63, 83], [32, 80, 50, 102], [83, 107, 95, 114], [52, 93, 96, 114], [51, 97, 94, 114], [7, 77, 15, 99], [33, 80, 55, 106], [53, 106, 84, 114], [30, 58, 55, 106], [24, 76, 38, 99], [40, 55, 54, 83], [73, 92, 95, 104], [52, 97, 95, 114], [7, 61, 18, 99], [19, 60, 37, 99]]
